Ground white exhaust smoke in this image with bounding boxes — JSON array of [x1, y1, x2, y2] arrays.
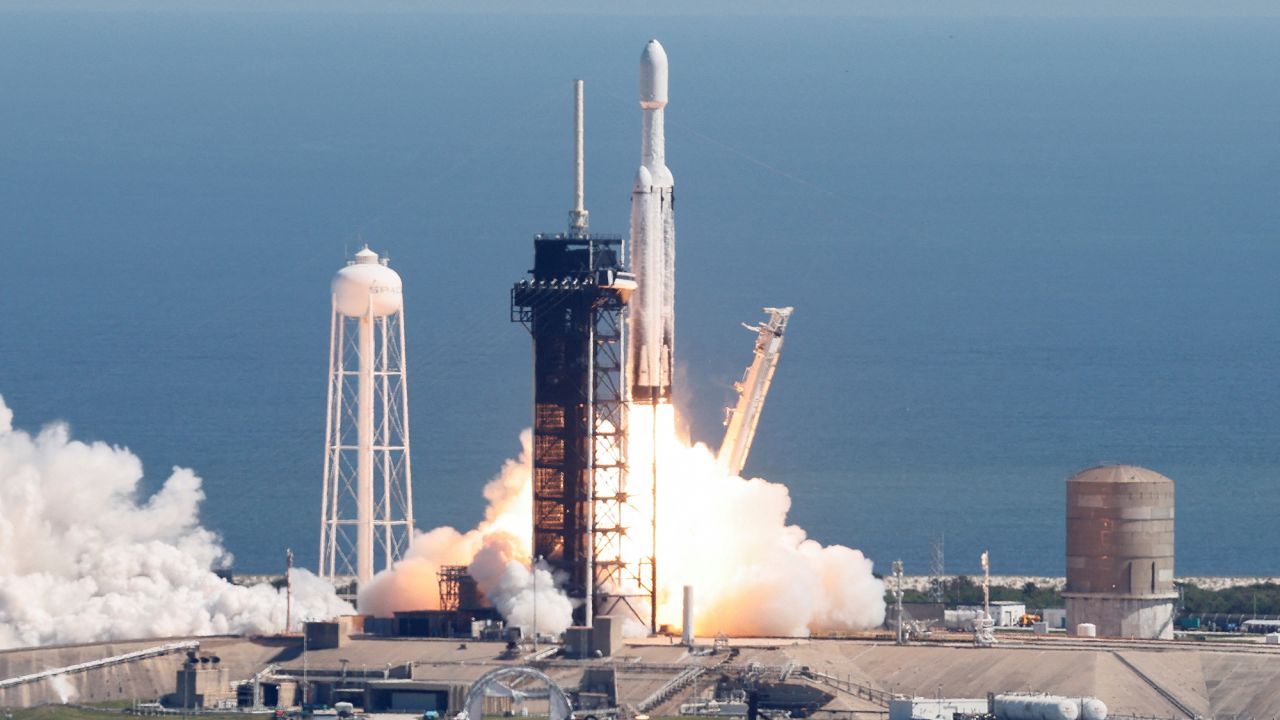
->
[[47, 674, 77, 703], [0, 394, 352, 650], [631, 403, 885, 636], [358, 431, 577, 636], [361, 408, 885, 637]]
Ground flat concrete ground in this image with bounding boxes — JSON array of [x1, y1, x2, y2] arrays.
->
[[6, 633, 1280, 717]]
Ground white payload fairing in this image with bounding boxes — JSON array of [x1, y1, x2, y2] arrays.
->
[[628, 39, 676, 403]]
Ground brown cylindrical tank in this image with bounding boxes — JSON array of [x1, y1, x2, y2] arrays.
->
[[1066, 465, 1175, 596]]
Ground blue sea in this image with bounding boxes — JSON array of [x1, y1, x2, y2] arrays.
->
[[1, 7, 1278, 578]]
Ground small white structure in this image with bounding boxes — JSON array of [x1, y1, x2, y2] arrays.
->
[[1241, 619, 1280, 634], [889, 696, 988, 720], [319, 247, 415, 587], [959, 601, 1025, 627], [1075, 623, 1097, 637], [682, 585, 694, 646], [1042, 608, 1067, 629]]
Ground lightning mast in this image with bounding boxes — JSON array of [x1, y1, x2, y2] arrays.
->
[[976, 550, 997, 646], [717, 307, 793, 477]]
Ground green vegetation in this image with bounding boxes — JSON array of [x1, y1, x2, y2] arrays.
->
[[890, 577, 1064, 611], [882, 579, 1280, 618], [1178, 582, 1280, 617], [1, 705, 122, 720]]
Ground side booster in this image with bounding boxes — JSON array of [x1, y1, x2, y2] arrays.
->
[[628, 39, 676, 403]]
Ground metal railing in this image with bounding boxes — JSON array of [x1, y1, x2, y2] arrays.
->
[[0, 641, 199, 689], [636, 666, 707, 712], [800, 669, 894, 708]]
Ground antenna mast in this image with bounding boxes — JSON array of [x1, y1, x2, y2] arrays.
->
[[569, 79, 589, 235]]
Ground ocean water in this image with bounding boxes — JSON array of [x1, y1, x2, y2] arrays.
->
[[1, 9, 1278, 578]]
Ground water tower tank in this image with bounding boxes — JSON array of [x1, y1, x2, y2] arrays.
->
[[333, 247, 403, 318], [1063, 464, 1176, 639]]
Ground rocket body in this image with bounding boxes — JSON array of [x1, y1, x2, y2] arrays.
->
[[629, 39, 676, 403]]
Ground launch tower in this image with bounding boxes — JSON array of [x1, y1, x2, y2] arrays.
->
[[319, 248, 415, 590], [512, 81, 654, 628]]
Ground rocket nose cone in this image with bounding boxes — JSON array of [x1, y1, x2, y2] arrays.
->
[[642, 39, 667, 63], [640, 39, 668, 109]]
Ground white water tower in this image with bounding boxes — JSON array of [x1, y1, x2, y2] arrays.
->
[[319, 247, 415, 589]]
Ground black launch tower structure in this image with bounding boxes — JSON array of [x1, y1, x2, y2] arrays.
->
[[513, 231, 655, 627]]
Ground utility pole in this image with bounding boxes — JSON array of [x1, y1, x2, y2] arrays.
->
[[982, 551, 990, 620], [929, 534, 946, 603], [533, 555, 540, 653], [892, 560, 906, 645], [302, 625, 309, 707], [285, 549, 294, 634]]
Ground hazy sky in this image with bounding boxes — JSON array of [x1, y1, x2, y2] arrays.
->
[[5, 0, 1280, 18]]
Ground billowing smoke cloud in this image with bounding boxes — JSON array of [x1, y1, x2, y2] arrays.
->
[[358, 431, 577, 636], [468, 536, 574, 635], [630, 403, 885, 636], [361, 407, 884, 638], [0, 395, 352, 650], [660, 449, 886, 635]]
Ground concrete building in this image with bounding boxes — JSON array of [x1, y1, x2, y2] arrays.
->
[[1063, 465, 1176, 639], [592, 615, 623, 657], [364, 679, 475, 714], [174, 660, 235, 709]]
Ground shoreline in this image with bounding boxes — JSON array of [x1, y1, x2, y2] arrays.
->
[[224, 572, 1280, 593], [895, 575, 1280, 592]]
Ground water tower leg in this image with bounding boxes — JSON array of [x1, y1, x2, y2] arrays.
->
[[357, 313, 375, 587]]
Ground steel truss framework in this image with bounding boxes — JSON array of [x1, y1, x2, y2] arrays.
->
[[438, 565, 468, 611], [512, 233, 654, 629], [319, 304, 415, 586]]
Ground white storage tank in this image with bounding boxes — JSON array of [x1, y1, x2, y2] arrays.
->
[[1076, 622, 1097, 637], [1081, 698, 1109, 720], [945, 608, 983, 631], [993, 694, 1079, 720]]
